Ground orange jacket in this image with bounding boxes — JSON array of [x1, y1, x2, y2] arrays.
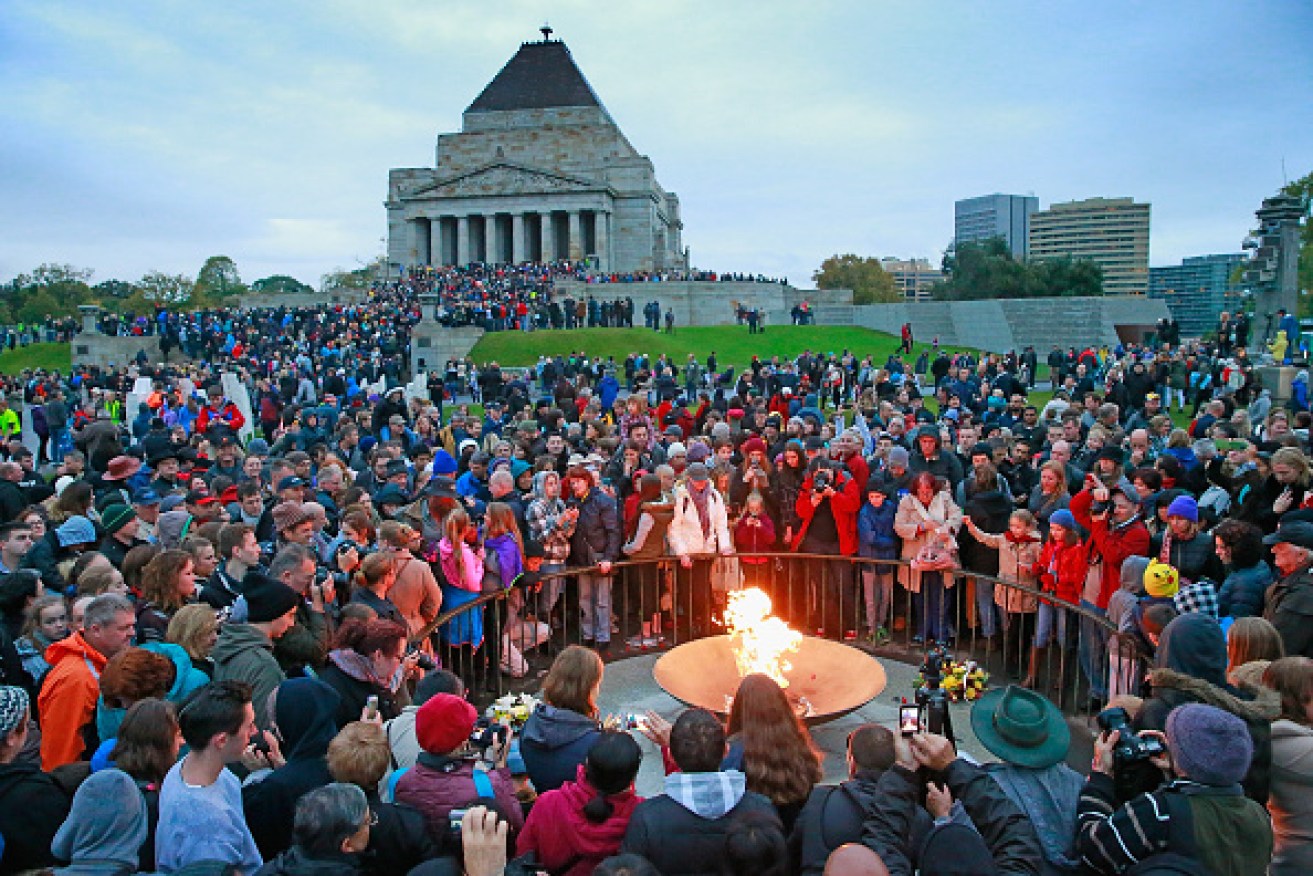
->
[[38, 632, 108, 770]]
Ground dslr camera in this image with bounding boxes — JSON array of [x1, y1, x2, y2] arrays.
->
[[1096, 706, 1166, 801], [468, 717, 509, 754], [812, 469, 832, 491], [914, 645, 955, 741]]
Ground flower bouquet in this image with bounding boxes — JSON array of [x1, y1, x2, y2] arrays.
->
[[486, 692, 541, 729], [914, 659, 989, 702]]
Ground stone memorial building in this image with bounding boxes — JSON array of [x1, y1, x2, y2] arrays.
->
[[387, 29, 687, 274]]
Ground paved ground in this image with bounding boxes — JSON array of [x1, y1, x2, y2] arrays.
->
[[595, 648, 992, 796]]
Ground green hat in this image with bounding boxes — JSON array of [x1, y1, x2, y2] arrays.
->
[[101, 503, 137, 536], [969, 685, 1070, 769]]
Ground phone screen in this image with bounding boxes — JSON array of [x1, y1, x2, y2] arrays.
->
[[899, 705, 921, 737], [365, 695, 379, 719]]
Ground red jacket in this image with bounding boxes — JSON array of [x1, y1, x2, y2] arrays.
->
[[792, 471, 862, 555], [1070, 488, 1151, 609], [1033, 538, 1087, 604], [517, 765, 641, 876], [196, 401, 246, 434], [733, 512, 778, 563]]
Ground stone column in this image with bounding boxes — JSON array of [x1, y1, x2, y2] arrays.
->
[[594, 212, 609, 272], [429, 217, 442, 266], [567, 211, 584, 260], [511, 214, 526, 265], [540, 213, 554, 261], [421, 218, 434, 265], [456, 216, 470, 267]]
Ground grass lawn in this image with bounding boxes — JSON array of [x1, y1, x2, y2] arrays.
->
[[0, 342, 72, 375], [468, 325, 964, 370]]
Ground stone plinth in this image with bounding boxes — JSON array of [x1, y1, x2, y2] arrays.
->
[[1257, 365, 1298, 404]]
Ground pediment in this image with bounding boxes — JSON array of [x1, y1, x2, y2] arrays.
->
[[405, 163, 598, 199]]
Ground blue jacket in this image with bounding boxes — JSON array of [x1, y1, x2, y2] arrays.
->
[[520, 705, 602, 794], [1218, 561, 1274, 619], [857, 501, 898, 560], [599, 375, 620, 410]]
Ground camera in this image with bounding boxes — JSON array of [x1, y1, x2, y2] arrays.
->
[[915, 646, 954, 741], [1096, 706, 1166, 801], [406, 642, 437, 672], [812, 469, 832, 491], [468, 717, 509, 753]]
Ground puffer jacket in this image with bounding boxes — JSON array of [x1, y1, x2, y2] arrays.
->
[[1151, 529, 1225, 585], [857, 500, 897, 560], [1218, 561, 1273, 618], [520, 704, 602, 794], [517, 764, 642, 876], [393, 754, 524, 841], [624, 500, 674, 560], [1034, 538, 1088, 605], [1070, 487, 1151, 610], [668, 483, 733, 557], [793, 470, 863, 556], [569, 487, 620, 567], [973, 530, 1042, 613]]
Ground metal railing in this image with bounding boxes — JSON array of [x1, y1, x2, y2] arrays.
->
[[414, 553, 1142, 718]]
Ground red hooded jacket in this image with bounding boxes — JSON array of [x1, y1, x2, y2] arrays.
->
[[792, 470, 862, 555], [516, 765, 642, 876], [1069, 487, 1151, 609]]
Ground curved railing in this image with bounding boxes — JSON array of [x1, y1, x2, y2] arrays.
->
[[415, 553, 1142, 718]]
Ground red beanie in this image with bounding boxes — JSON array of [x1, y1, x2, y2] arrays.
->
[[742, 436, 767, 456], [415, 693, 478, 755]]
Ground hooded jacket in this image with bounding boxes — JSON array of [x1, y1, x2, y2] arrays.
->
[[520, 704, 602, 794], [526, 471, 578, 564], [212, 622, 286, 730], [893, 489, 963, 593], [51, 767, 148, 876], [1070, 487, 1151, 610], [1136, 613, 1280, 804], [39, 630, 109, 770], [255, 846, 362, 876], [624, 499, 675, 560], [793, 470, 863, 555], [243, 678, 341, 860], [620, 770, 781, 876], [1268, 718, 1313, 876], [517, 764, 643, 876], [1218, 561, 1273, 619], [0, 758, 71, 871], [857, 499, 898, 560], [668, 482, 733, 557]]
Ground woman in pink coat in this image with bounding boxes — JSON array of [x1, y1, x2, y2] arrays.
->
[[517, 730, 643, 875]]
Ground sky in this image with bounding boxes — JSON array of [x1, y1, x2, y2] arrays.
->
[[3, 0, 1311, 290]]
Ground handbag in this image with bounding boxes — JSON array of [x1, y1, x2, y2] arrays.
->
[[710, 554, 744, 593], [911, 534, 959, 572]]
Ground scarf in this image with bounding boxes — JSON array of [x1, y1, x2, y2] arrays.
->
[[687, 483, 713, 538], [485, 533, 523, 587], [328, 647, 403, 694]]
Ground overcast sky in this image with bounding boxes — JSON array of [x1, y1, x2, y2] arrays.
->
[[3, 0, 1310, 290]]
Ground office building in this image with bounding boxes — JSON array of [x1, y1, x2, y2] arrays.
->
[[954, 194, 1039, 258], [1148, 254, 1248, 337], [881, 258, 945, 302], [1028, 197, 1151, 296]]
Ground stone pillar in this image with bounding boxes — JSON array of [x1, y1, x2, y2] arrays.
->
[[594, 212, 609, 272], [540, 213, 554, 261], [428, 218, 443, 265], [421, 218, 434, 265], [511, 214, 526, 265], [567, 211, 584, 260], [456, 215, 470, 267]]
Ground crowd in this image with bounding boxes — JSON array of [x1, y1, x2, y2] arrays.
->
[[0, 296, 1311, 873]]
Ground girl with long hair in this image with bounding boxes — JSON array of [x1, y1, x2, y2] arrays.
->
[[135, 549, 198, 644], [15, 594, 68, 687], [112, 698, 182, 872], [726, 673, 823, 832], [438, 507, 484, 649], [484, 501, 542, 677], [521, 645, 605, 793]]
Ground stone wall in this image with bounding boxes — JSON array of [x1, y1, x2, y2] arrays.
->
[[410, 325, 486, 372], [553, 281, 852, 327], [842, 296, 1171, 352], [72, 334, 187, 371]]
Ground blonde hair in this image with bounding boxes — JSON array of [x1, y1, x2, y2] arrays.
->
[[166, 603, 218, 661], [483, 502, 523, 555], [442, 507, 472, 585], [327, 721, 391, 788]]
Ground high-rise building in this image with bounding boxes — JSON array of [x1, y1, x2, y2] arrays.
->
[[881, 258, 945, 302], [1028, 197, 1151, 296], [954, 194, 1038, 258], [1148, 253, 1247, 337]]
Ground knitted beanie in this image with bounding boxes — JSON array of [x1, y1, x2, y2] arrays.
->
[[0, 686, 29, 736], [1165, 495, 1199, 523], [1049, 509, 1077, 531], [415, 693, 478, 755], [1166, 703, 1252, 787]]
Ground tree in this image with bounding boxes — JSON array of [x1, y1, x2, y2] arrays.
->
[[18, 290, 60, 324], [812, 254, 900, 304], [138, 271, 194, 304], [1281, 171, 1312, 298], [321, 257, 386, 296], [251, 274, 314, 296], [933, 237, 1104, 300], [195, 255, 246, 303], [93, 279, 135, 300]]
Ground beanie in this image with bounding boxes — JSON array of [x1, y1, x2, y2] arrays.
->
[[1166, 703, 1253, 787], [0, 685, 29, 737], [242, 573, 301, 624], [888, 446, 910, 468], [101, 504, 137, 536], [415, 693, 478, 755], [1048, 509, 1077, 532], [1165, 495, 1198, 523], [742, 436, 767, 456], [687, 443, 711, 464], [1144, 560, 1180, 598], [247, 438, 270, 456]]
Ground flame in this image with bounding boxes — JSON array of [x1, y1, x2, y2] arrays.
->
[[724, 587, 802, 689]]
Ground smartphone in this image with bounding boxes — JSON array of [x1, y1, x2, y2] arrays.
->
[[365, 695, 380, 720], [899, 704, 921, 737]]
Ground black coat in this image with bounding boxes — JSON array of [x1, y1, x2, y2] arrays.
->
[[243, 756, 335, 860], [361, 794, 442, 876], [621, 786, 781, 876], [0, 759, 71, 871], [315, 662, 401, 729], [790, 770, 932, 875]]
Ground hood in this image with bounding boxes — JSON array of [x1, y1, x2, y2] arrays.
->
[[1153, 612, 1227, 686], [51, 768, 148, 871], [1148, 668, 1281, 723], [211, 622, 273, 665], [45, 630, 106, 671], [0, 758, 51, 798], [522, 704, 600, 750], [664, 769, 748, 819], [640, 501, 674, 525], [532, 469, 560, 501], [549, 764, 642, 847], [141, 641, 209, 703], [1121, 556, 1151, 592], [273, 677, 342, 761]]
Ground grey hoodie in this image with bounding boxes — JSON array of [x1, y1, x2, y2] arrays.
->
[[665, 769, 748, 819], [212, 622, 285, 729], [51, 768, 148, 876], [526, 471, 575, 563]]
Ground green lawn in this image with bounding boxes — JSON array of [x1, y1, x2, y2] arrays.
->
[[0, 342, 72, 375], [468, 325, 962, 370]]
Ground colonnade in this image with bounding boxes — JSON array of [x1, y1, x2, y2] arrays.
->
[[410, 209, 608, 268]]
